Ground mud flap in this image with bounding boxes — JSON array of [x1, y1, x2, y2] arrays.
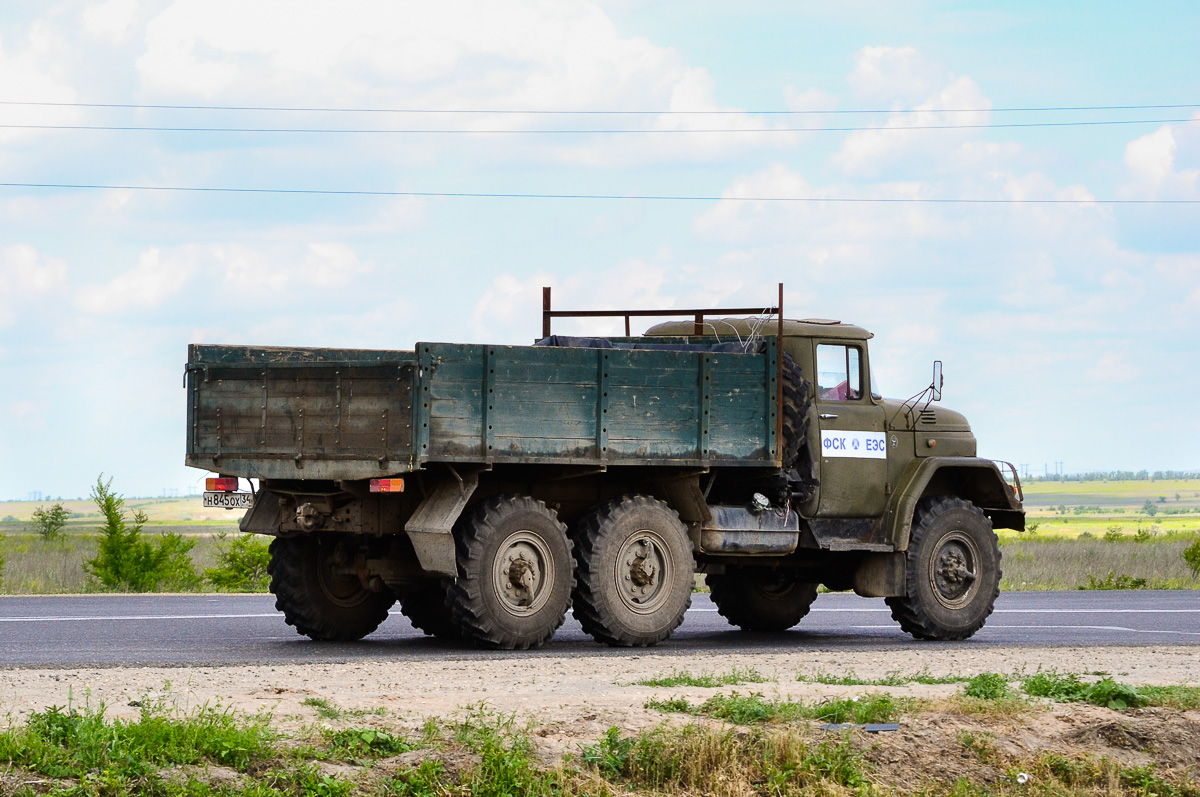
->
[[405, 472, 479, 576], [853, 551, 906, 597]]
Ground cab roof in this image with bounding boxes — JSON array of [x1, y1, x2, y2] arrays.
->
[[643, 317, 873, 340]]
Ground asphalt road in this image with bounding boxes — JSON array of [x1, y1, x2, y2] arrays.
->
[[0, 591, 1196, 668]]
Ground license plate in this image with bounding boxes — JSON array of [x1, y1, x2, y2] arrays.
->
[[203, 492, 254, 509]]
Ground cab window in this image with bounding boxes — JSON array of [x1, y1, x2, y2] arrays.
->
[[816, 344, 862, 401]]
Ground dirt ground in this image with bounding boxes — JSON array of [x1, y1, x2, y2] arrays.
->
[[1, 644, 1198, 780]]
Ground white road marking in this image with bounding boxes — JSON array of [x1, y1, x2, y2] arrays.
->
[[0, 613, 280, 623], [851, 624, 1200, 637], [813, 608, 1200, 614]]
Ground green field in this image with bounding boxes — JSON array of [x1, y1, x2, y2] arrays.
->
[[1018, 478, 1200, 539]]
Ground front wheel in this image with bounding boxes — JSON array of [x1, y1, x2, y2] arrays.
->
[[885, 496, 1001, 640], [268, 535, 395, 641]]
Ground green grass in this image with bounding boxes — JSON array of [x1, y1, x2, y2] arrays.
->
[[633, 667, 769, 688], [1, 687, 1198, 797], [646, 690, 904, 725], [1019, 670, 1200, 710], [797, 668, 970, 686], [0, 694, 277, 787]]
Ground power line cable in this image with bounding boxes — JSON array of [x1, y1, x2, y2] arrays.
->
[[1, 100, 1198, 115], [3, 118, 1197, 134], [2, 182, 1195, 204]]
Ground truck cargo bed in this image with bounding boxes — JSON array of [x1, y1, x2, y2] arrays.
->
[[185, 340, 780, 480]]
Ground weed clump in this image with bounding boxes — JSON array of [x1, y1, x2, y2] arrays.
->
[[1022, 671, 1145, 710], [1078, 570, 1148, 590], [962, 673, 1012, 700]]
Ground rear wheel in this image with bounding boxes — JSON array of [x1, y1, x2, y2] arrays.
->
[[885, 496, 1001, 640], [572, 496, 693, 647], [445, 495, 574, 650], [706, 567, 819, 631], [267, 535, 395, 641], [397, 581, 460, 640]]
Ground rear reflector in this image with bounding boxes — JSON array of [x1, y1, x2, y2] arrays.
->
[[370, 478, 405, 493], [206, 477, 238, 492]]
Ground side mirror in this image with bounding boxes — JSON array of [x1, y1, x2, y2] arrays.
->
[[932, 360, 943, 402]]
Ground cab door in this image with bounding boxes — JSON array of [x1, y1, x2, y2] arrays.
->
[[813, 341, 887, 517]]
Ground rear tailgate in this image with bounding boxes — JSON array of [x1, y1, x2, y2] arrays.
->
[[185, 344, 418, 480]]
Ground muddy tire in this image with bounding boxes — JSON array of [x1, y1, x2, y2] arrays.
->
[[397, 581, 460, 640], [267, 535, 395, 641], [885, 496, 1001, 640], [445, 495, 574, 650], [572, 496, 694, 647], [706, 567, 819, 631]]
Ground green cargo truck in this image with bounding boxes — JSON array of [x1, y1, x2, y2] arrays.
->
[[185, 286, 1023, 649]]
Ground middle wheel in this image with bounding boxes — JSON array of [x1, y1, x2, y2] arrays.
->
[[572, 495, 694, 647], [445, 495, 575, 650]]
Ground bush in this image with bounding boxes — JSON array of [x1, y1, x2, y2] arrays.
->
[[85, 475, 200, 592], [1184, 538, 1200, 578], [204, 532, 271, 591], [30, 503, 71, 539]]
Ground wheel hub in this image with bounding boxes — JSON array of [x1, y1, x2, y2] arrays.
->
[[492, 532, 553, 616], [928, 530, 981, 609], [616, 532, 673, 614]]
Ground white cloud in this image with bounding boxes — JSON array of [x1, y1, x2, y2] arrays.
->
[[0, 244, 68, 327], [846, 46, 941, 102], [834, 74, 992, 178], [138, 0, 677, 105], [134, 0, 791, 166], [0, 28, 79, 144], [784, 86, 839, 113], [1122, 123, 1200, 198], [77, 247, 196, 313], [216, 242, 373, 290], [81, 0, 140, 44]]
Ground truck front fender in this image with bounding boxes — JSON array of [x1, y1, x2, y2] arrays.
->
[[886, 457, 1023, 550]]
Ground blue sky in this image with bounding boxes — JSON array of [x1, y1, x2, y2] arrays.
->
[[1, 0, 1198, 500]]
